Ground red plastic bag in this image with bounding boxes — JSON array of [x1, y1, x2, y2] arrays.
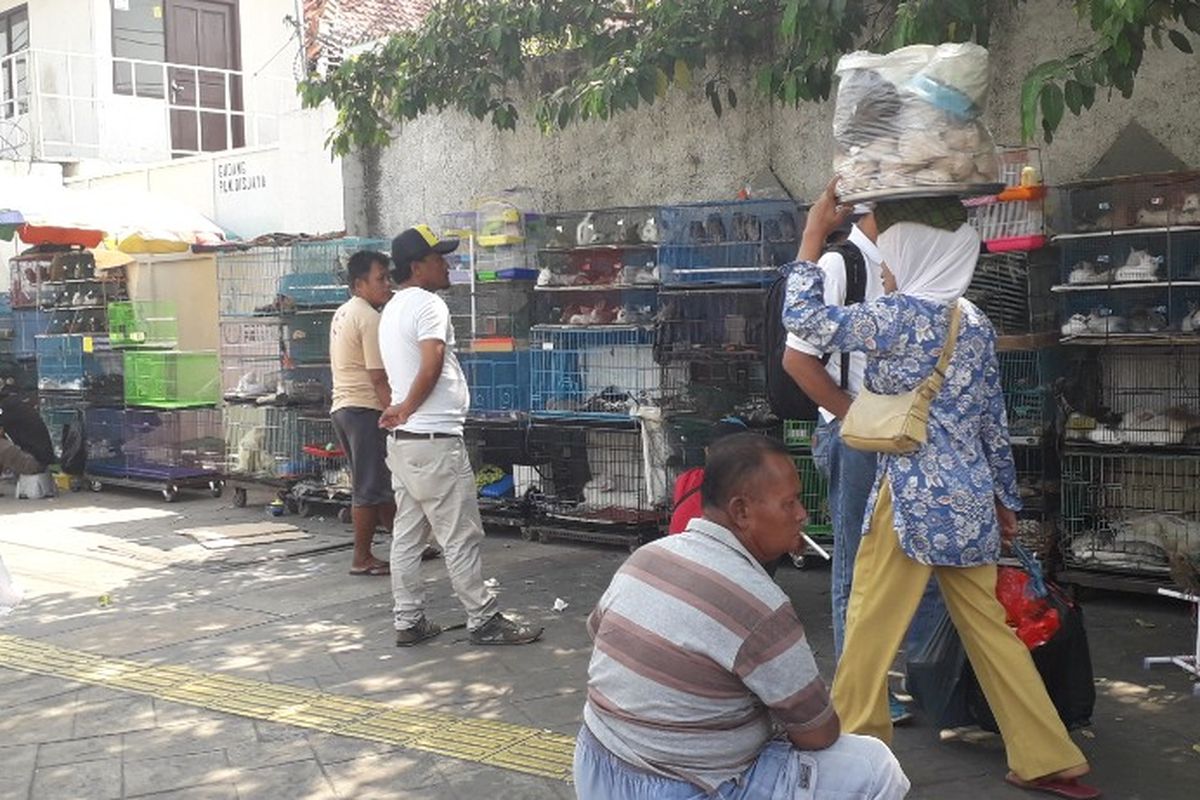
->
[[995, 566, 1061, 649]]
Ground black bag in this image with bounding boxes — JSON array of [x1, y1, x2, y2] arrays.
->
[[764, 242, 867, 421], [59, 410, 87, 476], [905, 608, 977, 730], [965, 584, 1096, 733]]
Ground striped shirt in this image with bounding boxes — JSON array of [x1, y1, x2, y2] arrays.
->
[[582, 517, 833, 791]]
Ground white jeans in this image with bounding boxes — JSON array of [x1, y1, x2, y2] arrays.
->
[[385, 435, 496, 630]]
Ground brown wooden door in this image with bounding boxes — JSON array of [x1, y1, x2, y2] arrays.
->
[[166, 0, 244, 156]]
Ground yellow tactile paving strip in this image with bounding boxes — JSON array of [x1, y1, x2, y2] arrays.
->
[[0, 634, 575, 782]]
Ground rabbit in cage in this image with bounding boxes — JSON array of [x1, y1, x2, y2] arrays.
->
[[1084, 309, 1127, 335], [236, 426, 269, 475], [1128, 305, 1168, 333], [1113, 248, 1161, 282], [639, 216, 660, 243], [1067, 260, 1110, 285], [1180, 302, 1200, 333]]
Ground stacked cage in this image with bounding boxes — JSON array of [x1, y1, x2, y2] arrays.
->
[[657, 199, 802, 286], [217, 239, 387, 512], [0, 291, 34, 399], [83, 293, 224, 500], [441, 202, 544, 531], [965, 147, 1047, 253], [524, 205, 667, 546], [1052, 171, 1200, 591]]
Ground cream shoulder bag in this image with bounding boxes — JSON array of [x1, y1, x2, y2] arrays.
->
[[839, 300, 964, 455]]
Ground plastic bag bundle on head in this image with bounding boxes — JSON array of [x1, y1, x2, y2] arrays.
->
[[833, 43, 1000, 201]]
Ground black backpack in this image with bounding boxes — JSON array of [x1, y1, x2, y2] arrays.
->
[[764, 242, 868, 422]]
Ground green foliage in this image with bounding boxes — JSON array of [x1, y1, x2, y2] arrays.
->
[[298, 1, 1200, 156]]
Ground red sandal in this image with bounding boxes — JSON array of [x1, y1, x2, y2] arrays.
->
[[1005, 773, 1101, 799]]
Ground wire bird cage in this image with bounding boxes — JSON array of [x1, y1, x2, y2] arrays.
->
[[37, 393, 86, 461], [222, 405, 312, 483], [542, 207, 659, 251], [283, 310, 333, 366], [530, 326, 661, 419], [1061, 449, 1200, 579], [123, 350, 220, 409], [1011, 442, 1060, 559], [655, 286, 767, 358], [964, 146, 1046, 250], [532, 284, 657, 328], [446, 280, 536, 341], [288, 413, 353, 516], [85, 407, 225, 482], [522, 419, 667, 548], [464, 419, 533, 530], [657, 199, 803, 286], [34, 334, 123, 399], [659, 358, 768, 421], [535, 245, 658, 289], [9, 252, 122, 357], [1054, 171, 1200, 234], [219, 319, 283, 403], [459, 350, 531, 416], [107, 301, 178, 349], [1061, 347, 1200, 447], [965, 251, 1057, 336], [998, 349, 1059, 444]]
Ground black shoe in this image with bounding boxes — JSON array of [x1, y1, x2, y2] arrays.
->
[[395, 616, 442, 647], [421, 544, 443, 561], [469, 613, 544, 646]]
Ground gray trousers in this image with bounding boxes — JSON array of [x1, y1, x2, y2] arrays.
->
[[385, 435, 496, 630]]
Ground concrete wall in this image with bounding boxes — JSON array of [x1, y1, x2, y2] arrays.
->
[[348, 0, 1200, 234]]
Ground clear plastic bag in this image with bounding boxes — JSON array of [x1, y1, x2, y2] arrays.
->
[[833, 43, 1000, 201], [0, 554, 24, 616]]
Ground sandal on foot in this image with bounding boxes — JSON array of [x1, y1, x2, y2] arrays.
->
[[349, 563, 390, 576], [1005, 773, 1101, 799]]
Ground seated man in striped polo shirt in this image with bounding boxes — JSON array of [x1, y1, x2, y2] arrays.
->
[[575, 433, 909, 799]]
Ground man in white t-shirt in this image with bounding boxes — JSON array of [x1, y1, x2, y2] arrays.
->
[[378, 225, 543, 647], [783, 214, 941, 725]]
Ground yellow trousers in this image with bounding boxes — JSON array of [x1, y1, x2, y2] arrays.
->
[[831, 479, 1086, 781]]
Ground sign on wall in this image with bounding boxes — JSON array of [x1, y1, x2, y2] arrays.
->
[[213, 153, 276, 238]]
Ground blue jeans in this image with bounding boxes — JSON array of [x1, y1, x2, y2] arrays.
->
[[573, 725, 909, 800], [812, 417, 943, 663]]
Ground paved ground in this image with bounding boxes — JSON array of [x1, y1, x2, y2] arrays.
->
[[0, 483, 1197, 799]]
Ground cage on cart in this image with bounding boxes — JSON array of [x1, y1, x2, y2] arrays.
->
[[657, 199, 802, 286], [289, 414, 352, 518], [34, 334, 123, 399], [965, 251, 1057, 336], [543, 207, 658, 251], [535, 244, 658, 289], [1060, 346, 1200, 447], [530, 326, 661, 418], [464, 419, 533, 529], [37, 393, 86, 461], [219, 319, 283, 403], [1061, 448, 1200, 579], [655, 286, 767, 357], [522, 419, 665, 548], [85, 407, 224, 500], [1056, 229, 1172, 286], [279, 364, 332, 408], [445, 280, 536, 341], [222, 405, 311, 507]]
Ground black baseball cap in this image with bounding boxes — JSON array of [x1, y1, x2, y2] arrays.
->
[[391, 225, 460, 269]]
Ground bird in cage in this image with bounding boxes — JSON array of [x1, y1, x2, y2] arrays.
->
[[576, 213, 599, 246], [704, 213, 727, 243], [1178, 192, 1200, 224]]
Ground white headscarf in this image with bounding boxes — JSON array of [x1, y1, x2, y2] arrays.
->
[[877, 221, 980, 305]]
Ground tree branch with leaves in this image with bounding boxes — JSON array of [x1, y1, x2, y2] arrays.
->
[[299, 0, 1200, 157]]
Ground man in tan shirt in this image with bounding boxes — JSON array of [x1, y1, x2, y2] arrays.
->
[[330, 251, 399, 575]]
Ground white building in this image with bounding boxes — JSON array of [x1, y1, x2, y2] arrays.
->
[[0, 0, 349, 240]]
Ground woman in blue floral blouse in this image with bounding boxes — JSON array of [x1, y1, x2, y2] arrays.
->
[[783, 181, 1098, 800]]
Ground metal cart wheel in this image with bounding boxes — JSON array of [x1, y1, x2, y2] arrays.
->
[[337, 506, 352, 524], [284, 495, 300, 515], [520, 527, 539, 542], [89, 480, 103, 493], [209, 481, 223, 499], [297, 499, 312, 517], [233, 487, 248, 508], [162, 485, 179, 503]]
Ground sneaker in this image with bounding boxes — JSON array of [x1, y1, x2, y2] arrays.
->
[[421, 544, 443, 561], [469, 612, 544, 646], [889, 693, 914, 726], [395, 616, 442, 647]]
